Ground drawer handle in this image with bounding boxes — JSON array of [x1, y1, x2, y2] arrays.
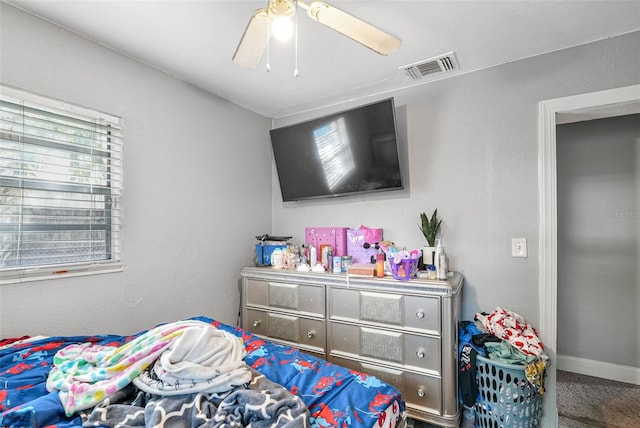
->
[[306, 330, 315, 339], [417, 388, 426, 398], [416, 310, 425, 319], [416, 349, 425, 359], [252, 320, 262, 327]]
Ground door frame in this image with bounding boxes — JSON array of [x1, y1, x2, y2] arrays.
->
[[538, 83, 640, 372]]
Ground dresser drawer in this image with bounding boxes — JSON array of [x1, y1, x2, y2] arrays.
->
[[329, 322, 441, 375], [244, 308, 326, 351], [245, 278, 325, 317], [330, 356, 442, 416], [328, 288, 440, 335], [241, 267, 463, 427]]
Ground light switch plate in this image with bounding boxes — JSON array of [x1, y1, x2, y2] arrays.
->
[[511, 238, 528, 258]]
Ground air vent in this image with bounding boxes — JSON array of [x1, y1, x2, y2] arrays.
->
[[400, 52, 459, 80]]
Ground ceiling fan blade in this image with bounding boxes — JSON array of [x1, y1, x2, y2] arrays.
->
[[304, 1, 401, 55], [232, 9, 269, 69]]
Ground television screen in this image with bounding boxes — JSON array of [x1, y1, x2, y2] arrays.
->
[[270, 98, 403, 202]]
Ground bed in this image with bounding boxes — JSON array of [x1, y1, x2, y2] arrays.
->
[[0, 316, 405, 428]]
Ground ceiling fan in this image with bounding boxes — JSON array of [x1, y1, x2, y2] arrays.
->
[[232, 0, 402, 70]]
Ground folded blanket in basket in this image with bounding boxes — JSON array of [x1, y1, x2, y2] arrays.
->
[[475, 306, 546, 358], [474, 307, 549, 394]]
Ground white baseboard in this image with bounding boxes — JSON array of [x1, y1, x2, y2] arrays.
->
[[557, 354, 640, 385]]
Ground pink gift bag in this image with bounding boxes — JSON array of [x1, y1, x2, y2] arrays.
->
[[347, 226, 384, 264]]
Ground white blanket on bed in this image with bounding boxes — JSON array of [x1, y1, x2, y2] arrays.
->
[[133, 323, 251, 395]]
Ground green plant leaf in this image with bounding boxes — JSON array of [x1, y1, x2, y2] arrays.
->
[[419, 209, 441, 247]]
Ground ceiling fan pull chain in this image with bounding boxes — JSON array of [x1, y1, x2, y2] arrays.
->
[[294, 0, 299, 77], [266, 2, 272, 72]]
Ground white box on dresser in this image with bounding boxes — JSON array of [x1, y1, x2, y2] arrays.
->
[[240, 266, 463, 427]]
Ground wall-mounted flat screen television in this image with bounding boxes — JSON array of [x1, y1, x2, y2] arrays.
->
[[270, 97, 403, 202]]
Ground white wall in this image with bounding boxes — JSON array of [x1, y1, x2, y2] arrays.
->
[[0, 4, 273, 337], [272, 31, 640, 329]]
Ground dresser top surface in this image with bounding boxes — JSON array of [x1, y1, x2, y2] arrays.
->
[[241, 266, 463, 296]]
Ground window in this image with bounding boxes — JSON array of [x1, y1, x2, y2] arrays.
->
[[0, 85, 123, 283]]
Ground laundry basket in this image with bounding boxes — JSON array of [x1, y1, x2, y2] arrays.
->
[[475, 354, 543, 428]]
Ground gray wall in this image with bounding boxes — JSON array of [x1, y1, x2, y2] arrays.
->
[[272, 31, 640, 330], [557, 114, 639, 368], [270, 32, 639, 425], [0, 4, 273, 337]]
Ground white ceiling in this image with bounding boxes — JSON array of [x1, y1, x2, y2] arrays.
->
[[6, 0, 640, 118]]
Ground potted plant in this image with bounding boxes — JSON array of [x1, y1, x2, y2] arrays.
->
[[419, 209, 442, 267]]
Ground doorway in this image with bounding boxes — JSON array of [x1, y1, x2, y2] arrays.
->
[[556, 113, 639, 378], [538, 84, 640, 423]]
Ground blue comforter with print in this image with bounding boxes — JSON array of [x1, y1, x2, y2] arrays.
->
[[0, 316, 404, 428]]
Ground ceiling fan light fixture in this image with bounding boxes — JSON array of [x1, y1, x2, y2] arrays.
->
[[271, 15, 294, 41], [233, 0, 401, 70], [268, 0, 296, 18]]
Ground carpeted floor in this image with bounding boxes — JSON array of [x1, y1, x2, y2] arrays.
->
[[557, 370, 640, 427], [406, 370, 640, 427]]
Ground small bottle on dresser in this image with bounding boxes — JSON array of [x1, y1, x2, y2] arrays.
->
[[376, 251, 385, 278], [309, 244, 317, 267], [434, 239, 448, 280]]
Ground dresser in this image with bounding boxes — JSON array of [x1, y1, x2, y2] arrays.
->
[[240, 266, 463, 427]]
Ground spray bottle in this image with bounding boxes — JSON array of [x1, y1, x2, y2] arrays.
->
[[435, 239, 448, 280]]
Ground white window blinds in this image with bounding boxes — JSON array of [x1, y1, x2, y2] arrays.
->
[[0, 85, 123, 283]]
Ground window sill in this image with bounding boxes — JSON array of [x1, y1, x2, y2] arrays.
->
[[0, 263, 124, 285]]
